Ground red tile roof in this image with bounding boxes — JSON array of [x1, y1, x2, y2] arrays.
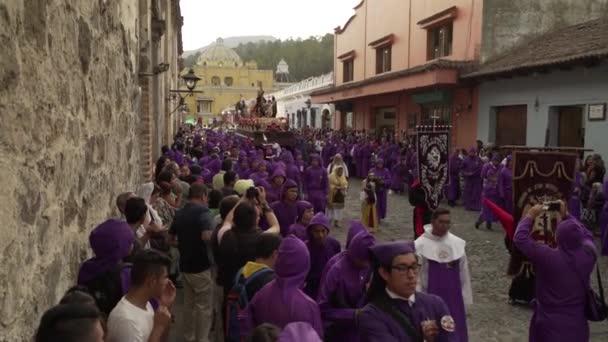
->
[[463, 18, 608, 78]]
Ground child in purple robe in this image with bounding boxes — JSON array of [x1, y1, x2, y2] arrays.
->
[[303, 155, 329, 213], [318, 229, 376, 341], [271, 180, 299, 237], [476, 154, 503, 230], [250, 160, 269, 186], [304, 213, 341, 299], [264, 169, 287, 204], [289, 201, 314, 241], [461, 148, 483, 211], [370, 159, 392, 221], [240, 236, 324, 338]]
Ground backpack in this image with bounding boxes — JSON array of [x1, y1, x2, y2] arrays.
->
[[83, 262, 132, 316], [225, 267, 273, 342]]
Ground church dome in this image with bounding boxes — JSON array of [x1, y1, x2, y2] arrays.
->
[[196, 38, 242, 67]]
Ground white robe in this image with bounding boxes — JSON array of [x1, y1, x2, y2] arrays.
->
[[415, 224, 473, 306]]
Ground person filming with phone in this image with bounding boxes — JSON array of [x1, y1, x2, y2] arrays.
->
[[513, 200, 600, 342]]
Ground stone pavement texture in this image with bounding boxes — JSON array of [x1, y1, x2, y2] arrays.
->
[[171, 180, 608, 341]]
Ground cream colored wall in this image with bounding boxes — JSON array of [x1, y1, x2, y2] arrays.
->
[[335, 0, 483, 84], [365, 0, 411, 78]]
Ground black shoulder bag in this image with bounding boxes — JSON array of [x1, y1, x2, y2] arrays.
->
[[565, 247, 607, 322]]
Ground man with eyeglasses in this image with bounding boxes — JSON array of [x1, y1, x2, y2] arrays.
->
[[415, 207, 472, 342], [358, 241, 457, 342]]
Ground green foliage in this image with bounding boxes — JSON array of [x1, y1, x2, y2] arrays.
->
[[183, 34, 335, 81]]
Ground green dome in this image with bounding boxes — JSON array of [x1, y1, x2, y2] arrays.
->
[[196, 38, 242, 67]]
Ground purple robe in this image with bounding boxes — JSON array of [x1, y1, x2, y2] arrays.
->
[[271, 200, 298, 237], [264, 169, 287, 204], [240, 236, 324, 338], [514, 217, 595, 342], [318, 230, 375, 341], [358, 291, 457, 342], [305, 214, 341, 299], [461, 156, 482, 211], [601, 179, 608, 256], [427, 260, 468, 342], [479, 163, 502, 222], [446, 155, 462, 203], [370, 165, 391, 220], [358, 145, 372, 178], [321, 144, 335, 167], [289, 222, 308, 241], [390, 161, 408, 192], [498, 166, 513, 214], [281, 151, 302, 187], [568, 172, 583, 220], [303, 162, 329, 213]]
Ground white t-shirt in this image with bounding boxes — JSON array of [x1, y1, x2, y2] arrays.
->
[[106, 296, 154, 342]]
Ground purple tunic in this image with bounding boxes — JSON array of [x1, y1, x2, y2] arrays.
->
[[446, 155, 462, 202], [240, 236, 323, 338], [271, 200, 298, 237], [461, 156, 482, 211], [390, 161, 408, 192], [319, 221, 367, 286], [264, 169, 287, 204], [427, 260, 468, 342], [498, 165, 513, 214], [358, 291, 457, 342], [359, 145, 372, 178], [281, 151, 302, 187], [479, 163, 502, 222], [514, 217, 595, 342], [370, 165, 391, 220], [317, 230, 375, 341], [303, 161, 329, 213]]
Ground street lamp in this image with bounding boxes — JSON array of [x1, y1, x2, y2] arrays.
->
[[182, 69, 201, 91], [168, 69, 204, 115]]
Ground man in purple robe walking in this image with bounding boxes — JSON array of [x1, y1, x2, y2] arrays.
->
[[498, 155, 513, 214], [415, 208, 472, 342], [240, 236, 324, 338], [446, 149, 463, 207], [304, 213, 341, 299], [358, 241, 458, 342], [461, 148, 482, 211], [318, 229, 376, 341], [271, 180, 299, 237], [303, 155, 329, 214], [476, 154, 502, 230], [370, 159, 392, 222]]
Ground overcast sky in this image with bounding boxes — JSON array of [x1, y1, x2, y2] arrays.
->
[[180, 0, 361, 51]]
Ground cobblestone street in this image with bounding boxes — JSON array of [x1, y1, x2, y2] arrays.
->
[[172, 179, 608, 341]]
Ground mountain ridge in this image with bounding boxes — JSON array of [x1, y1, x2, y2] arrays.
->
[[182, 35, 277, 57]]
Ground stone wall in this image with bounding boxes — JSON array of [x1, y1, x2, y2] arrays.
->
[[0, 1, 142, 340], [481, 0, 608, 62]]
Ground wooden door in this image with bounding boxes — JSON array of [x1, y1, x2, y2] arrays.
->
[[496, 105, 527, 146], [558, 106, 584, 147]]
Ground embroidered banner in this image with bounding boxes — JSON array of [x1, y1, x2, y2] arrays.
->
[[416, 130, 450, 210]]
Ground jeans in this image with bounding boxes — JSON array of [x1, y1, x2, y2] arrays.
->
[[183, 270, 213, 342]]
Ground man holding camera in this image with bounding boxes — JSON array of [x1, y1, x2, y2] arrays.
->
[[513, 200, 596, 342]]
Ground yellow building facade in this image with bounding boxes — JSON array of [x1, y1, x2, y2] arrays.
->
[[181, 38, 275, 123]]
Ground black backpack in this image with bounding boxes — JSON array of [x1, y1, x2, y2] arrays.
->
[[83, 262, 132, 316]]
